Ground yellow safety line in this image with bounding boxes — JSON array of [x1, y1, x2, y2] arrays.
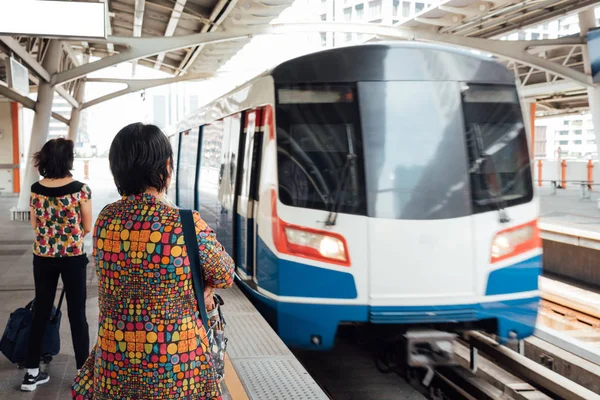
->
[[224, 354, 250, 400]]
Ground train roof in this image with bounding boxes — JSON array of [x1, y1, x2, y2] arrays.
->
[[268, 41, 515, 85], [173, 42, 516, 134]]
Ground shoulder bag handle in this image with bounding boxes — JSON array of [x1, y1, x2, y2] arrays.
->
[[180, 209, 209, 332], [50, 289, 66, 323]]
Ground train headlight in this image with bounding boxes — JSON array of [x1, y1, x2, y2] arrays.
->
[[491, 234, 513, 259], [271, 189, 350, 266], [318, 236, 346, 261], [284, 227, 348, 263], [490, 220, 541, 263]]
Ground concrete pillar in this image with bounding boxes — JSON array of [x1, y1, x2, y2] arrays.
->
[[67, 79, 86, 142], [579, 10, 600, 158], [15, 40, 62, 212]]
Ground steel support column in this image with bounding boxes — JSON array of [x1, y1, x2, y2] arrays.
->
[[68, 56, 89, 143], [579, 10, 600, 157], [67, 80, 86, 142], [15, 40, 62, 213]]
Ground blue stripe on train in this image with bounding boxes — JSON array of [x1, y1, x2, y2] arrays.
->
[[238, 278, 540, 350], [239, 240, 541, 349], [485, 254, 542, 295]]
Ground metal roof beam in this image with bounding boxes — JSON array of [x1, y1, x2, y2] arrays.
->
[[0, 82, 71, 125], [133, 0, 146, 37], [51, 112, 70, 125], [62, 42, 81, 67], [50, 22, 594, 87], [0, 82, 36, 109], [81, 72, 211, 109], [0, 36, 51, 81], [1, 36, 80, 108], [155, 0, 187, 70], [131, 0, 146, 74], [521, 80, 585, 98], [438, 3, 492, 18], [177, 0, 235, 74], [55, 86, 79, 108]]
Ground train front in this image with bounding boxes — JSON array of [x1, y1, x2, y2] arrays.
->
[[266, 43, 541, 350]]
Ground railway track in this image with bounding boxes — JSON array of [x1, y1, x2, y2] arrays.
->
[[538, 278, 600, 353], [434, 280, 600, 400], [297, 278, 600, 400]]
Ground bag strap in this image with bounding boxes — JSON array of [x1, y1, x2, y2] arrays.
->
[[180, 209, 209, 332], [50, 289, 66, 323], [31, 288, 65, 312], [56, 288, 65, 311]]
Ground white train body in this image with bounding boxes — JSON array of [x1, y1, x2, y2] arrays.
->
[[171, 43, 541, 350]]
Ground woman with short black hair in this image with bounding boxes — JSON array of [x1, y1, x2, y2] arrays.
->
[[72, 123, 234, 399], [21, 138, 92, 392]]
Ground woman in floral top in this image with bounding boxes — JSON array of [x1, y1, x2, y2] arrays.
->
[[72, 123, 235, 399], [21, 138, 93, 392]]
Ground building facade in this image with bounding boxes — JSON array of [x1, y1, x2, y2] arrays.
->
[[316, 0, 434, 46], [535, 114, 597, 160]]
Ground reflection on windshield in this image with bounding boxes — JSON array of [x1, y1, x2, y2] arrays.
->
[[275, 82, 532, 220], [276, 88, 366, 216], [462, 84, 532, 210], [359, 81, 472, 220]]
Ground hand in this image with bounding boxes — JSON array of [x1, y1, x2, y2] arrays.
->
[[204, 286, 215, 309]]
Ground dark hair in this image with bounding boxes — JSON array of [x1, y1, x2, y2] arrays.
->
[[109, 123, 173, 196], [33, 138, 74, 178]]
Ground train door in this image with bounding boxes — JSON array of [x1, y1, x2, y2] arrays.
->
[[215, 115, 242, 256], [235, 109, 263, 282]]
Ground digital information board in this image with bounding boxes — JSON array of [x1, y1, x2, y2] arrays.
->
[[0, 0, 107, 39]]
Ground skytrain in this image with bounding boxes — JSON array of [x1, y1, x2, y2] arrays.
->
[[170, 42, 541, 356]]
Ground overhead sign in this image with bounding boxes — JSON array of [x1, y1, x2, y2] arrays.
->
[[588, 28, 600, 84], [5, 57, 29, 96], [0, 0, 107, 39]]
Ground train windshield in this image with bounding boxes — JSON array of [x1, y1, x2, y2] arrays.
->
[[275, 82, 532, 220], [359, 81, 472, 220], [275, 85, 367, 215], [461, 84, 533, 211]]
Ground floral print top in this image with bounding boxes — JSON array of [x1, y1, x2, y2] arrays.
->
[[72, 193, 235, 400], [30, 181, 91, 257]]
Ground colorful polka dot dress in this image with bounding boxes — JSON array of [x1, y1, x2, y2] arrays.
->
[[71, 193, 235, 399], [30, 181, 91, 257]]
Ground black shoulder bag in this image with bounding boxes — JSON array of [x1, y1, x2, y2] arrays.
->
[[180, 209, 228, 381]]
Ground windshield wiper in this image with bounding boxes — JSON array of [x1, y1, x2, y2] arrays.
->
[[325, 152, 357, 226], [471, 125, 510, 224]]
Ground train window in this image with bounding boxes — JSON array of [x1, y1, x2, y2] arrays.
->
[[177, 127, 200, 210], [359, 81, 471, 220], [219, 114, 242, 212], [197, 121, 225, 226], [275, 84, 367, 215], [461, 84, 533, 212]]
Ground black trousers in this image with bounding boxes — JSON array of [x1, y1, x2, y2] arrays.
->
[[25, 255, 90, 369]]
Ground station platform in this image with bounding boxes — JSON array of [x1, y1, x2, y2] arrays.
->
[[538, 185, 600, 289], [539, 185, 600, 234], [0, 159, 329, 400]]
